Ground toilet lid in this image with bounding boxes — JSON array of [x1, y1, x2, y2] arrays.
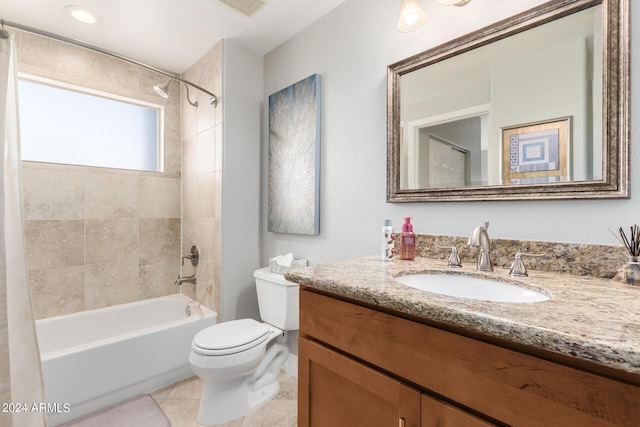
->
[[192, 319, 271, 356]]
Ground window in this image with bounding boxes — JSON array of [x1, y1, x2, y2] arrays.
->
[[18, 77, 162, 172]]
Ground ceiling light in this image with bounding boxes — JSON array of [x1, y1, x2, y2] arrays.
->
[[64, 6, 102, 25], [438, 0, 471, 6], [397, 0, 427, 33]]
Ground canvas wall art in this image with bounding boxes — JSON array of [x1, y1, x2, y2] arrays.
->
[[268, 74, 321, 235]]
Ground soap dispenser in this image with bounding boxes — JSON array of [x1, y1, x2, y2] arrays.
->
[[400, 216, 416, 260]]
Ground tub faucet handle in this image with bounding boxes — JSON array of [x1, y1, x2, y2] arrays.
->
[[181, 245, 200, 267]]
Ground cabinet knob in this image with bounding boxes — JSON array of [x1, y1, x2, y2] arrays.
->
[[399, 417, 406, 427]]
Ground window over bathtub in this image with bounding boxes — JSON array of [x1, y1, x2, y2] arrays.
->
[[18, 75, 164, 172]]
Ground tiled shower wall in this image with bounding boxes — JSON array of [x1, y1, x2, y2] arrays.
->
[[14, 30, 184, 319], [179, 42, 223, 315]]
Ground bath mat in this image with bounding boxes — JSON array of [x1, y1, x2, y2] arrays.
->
[[59, 395, 171, 427]]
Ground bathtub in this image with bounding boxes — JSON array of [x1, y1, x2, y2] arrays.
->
[[35, 293, 217, 426]]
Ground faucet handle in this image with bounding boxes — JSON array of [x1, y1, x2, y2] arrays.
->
[[509, 252, 546, 277], [436, 244, 462, 268], [181, 245, 200, 267]]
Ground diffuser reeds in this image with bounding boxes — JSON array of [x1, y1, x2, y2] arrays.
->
[[609, 225, 640, 257]]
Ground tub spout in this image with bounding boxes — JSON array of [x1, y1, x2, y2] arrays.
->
[[175, 275, 196, 286]]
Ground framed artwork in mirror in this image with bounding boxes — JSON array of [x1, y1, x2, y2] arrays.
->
[[502, 117, 570, 185]]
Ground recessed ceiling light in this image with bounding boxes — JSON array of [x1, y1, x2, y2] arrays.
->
[[64, 5, 102, 25]]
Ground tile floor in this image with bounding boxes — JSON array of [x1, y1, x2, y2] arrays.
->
[[151, 371, 298, 427]]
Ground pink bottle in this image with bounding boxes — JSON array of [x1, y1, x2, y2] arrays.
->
[[400, 217, 416, 261]]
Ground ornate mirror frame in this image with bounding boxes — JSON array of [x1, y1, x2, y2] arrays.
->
[[387, 0, 629, 202]]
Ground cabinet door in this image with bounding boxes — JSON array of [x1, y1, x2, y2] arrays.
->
[[299, 337, 421, 427], [422, 394, 498, 427]]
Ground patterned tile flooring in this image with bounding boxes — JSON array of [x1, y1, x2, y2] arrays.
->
[[151, 371, 297, 427]]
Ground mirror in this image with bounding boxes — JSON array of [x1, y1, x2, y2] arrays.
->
[[387, 0, 629, 202]]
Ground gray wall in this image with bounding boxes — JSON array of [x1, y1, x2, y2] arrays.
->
[[261, 0, 640, 266]]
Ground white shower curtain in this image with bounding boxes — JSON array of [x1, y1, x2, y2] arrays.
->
[[0, 33, 47, 427]]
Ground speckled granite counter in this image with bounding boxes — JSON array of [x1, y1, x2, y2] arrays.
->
[[285, 256, 640, 376]]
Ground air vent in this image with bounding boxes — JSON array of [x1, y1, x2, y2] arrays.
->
[[217, 0, 268, 17]]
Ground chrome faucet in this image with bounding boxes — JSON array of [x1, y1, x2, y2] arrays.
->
[[468, 221, 493, 272], [175, 275, 196, 286]]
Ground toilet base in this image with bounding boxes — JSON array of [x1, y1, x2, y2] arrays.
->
[[195, 334, 289, 425], [196, 377, 280, 425]]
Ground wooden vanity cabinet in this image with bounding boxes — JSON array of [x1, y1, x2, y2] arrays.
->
[[299, 337, 421, 427], [298, 288, 640, 427]]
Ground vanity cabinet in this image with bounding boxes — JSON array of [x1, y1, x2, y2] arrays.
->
[[298, 288, 640, 426]]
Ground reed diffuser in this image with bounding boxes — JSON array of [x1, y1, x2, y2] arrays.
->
[[610, 225, 640, 285]]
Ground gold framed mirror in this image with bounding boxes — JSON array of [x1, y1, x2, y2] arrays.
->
[[387, 0, 629, 202]]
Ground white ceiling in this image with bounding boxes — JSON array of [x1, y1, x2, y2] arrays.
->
[[0, 0, 347, 73]]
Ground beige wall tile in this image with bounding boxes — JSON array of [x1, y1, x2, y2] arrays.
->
[[29, 266, 84, 319], [181, 218, 219, 312], [197, 173, 217, 219], [181, 91, 199, 141], [85, 261, 139, 309], [85, 173, 139, 218], [180, 40, 224, 314], [139, 177, 181, 218], [139, 218, 181, 298], [24, 220, 84, 270], [163, 137, 182, 179], [140, 257, 181, 299], [139, 218, 181, 260], [181, 176, 197, 219], [85, 219, 139, 264], [162, 83, 182, 141], [18, 28, 184, 314], [19, 32, 140, 97], [23, 168, 84, 219], [197, 127, 216, 175], [182, 135, 198, 178]]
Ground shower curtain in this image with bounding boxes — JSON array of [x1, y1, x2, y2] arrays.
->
[[0, 33, 47, 427]]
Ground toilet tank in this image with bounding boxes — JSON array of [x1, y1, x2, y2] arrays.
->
[[254, 267, 299, 330]]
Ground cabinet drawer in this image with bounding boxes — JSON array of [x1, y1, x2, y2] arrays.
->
[[299, 337, 421, 427], [422, 394, 498, 427], [300, 289, 640, 426]]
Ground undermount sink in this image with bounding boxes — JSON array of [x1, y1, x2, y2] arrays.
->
[[394, 273, 550, 303]]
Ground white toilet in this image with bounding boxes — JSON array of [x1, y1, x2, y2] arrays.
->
[[189, 267, 299, 425]]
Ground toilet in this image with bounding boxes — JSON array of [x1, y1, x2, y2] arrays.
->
[[188, 267, 299, 425]]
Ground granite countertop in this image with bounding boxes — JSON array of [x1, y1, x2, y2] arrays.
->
[[285, 256, 640, 376]]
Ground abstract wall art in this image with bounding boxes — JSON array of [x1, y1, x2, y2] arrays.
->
[[268, 74, 321, 235]]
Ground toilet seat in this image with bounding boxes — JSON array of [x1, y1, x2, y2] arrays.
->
[[192, 319, 271, 356]]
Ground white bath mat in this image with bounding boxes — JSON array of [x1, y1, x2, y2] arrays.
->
[[59, 395, 171, 427]]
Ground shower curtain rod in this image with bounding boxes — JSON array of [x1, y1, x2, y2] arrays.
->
[[1, 19, 218, 106]]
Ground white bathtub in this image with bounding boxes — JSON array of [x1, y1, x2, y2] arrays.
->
[[35, 293, 217, 426]]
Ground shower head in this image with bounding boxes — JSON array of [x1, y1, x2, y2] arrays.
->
[[152, 78, 217, 108], [152, 79, 198, 108], [153, 79, 171, 99]]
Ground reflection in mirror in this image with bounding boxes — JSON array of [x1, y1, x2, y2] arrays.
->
[[388, 0, 628, 202]]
